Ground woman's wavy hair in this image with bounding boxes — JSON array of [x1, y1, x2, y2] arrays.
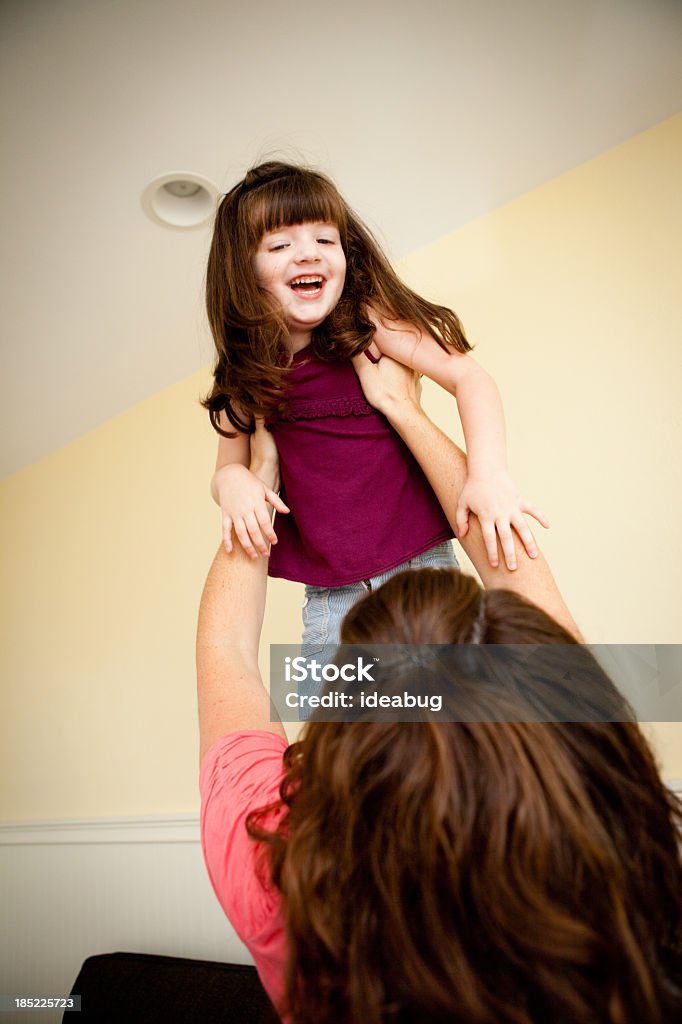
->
[[248, 570, 682, 1024], [202, 161, 470, 435]]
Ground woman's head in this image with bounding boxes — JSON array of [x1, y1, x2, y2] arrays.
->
[[203, 161, 471, 434], [249, 570, 682, 1024]]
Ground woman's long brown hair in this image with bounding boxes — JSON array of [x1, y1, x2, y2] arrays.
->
[[203, 161, 470, 435], [248, 570, 682, 1023]]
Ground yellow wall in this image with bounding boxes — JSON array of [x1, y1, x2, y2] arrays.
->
[[2, 113, 681, 820]]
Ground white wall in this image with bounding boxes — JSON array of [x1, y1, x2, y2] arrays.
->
[[0, 816, 251, 1023]]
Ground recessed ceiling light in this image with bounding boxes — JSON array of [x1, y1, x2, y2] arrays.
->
[[141, 172, 218, 229]]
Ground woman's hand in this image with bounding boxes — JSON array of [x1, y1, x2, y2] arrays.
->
[[455, 473, 549, 570], [352, 347, 422, 415], [364, 302, 418, 349], [213, 428, 289, 558]]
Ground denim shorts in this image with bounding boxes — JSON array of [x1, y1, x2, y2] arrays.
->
[[301, 540, 458, 653]]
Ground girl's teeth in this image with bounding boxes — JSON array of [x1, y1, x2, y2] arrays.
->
[[291, 277, 323, 292]]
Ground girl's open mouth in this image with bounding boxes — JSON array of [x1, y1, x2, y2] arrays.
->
[[289, 275, 325, 298]]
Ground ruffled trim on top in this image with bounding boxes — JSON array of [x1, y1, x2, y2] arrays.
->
[[276, 395, 374, 423]]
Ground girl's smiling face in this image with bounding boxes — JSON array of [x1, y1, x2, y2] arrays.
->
[[253, 221, 346, 350]]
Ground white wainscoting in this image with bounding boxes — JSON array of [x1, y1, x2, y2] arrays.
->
[[0, 815, 250, 1023]]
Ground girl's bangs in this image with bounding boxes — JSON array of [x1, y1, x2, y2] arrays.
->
[[245, 175, 347, 245]]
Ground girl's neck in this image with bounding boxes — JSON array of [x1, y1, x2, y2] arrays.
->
[[286, 328, 313, 354]]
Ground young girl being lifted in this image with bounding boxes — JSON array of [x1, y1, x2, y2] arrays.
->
[[203, 161, 550, 647]]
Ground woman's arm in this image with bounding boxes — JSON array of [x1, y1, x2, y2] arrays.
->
[[353, 353, 582, 640], [369, 312, 548, 571], [197, 542, 286, 759], [197, 544, 285, 760]]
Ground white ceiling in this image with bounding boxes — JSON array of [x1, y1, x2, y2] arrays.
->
[[2, 0, 681, 477]]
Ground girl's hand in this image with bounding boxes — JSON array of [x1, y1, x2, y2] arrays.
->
[[213, 460, 289, 559], [456, 472, 549, 571]]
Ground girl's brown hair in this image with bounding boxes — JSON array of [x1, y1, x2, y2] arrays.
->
[[203, 161, 470, 435], [248, 570, 682, 1023]]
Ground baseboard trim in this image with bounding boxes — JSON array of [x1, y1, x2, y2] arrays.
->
[[0, 814, 200, 846], [2, 780, 681, 846]]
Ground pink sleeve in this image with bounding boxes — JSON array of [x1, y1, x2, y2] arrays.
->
[[200, 730, 289, 944]]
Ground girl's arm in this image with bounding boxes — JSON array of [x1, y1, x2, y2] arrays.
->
[[212, 413, 288, 558], [353, 352, 581, 639], [369, 313, 548, 572]]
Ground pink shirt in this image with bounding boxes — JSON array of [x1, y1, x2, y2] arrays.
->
[[200, 730, 289, 1020]]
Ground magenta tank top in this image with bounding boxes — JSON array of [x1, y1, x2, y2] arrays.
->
[[267, 346, 453, 586]]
